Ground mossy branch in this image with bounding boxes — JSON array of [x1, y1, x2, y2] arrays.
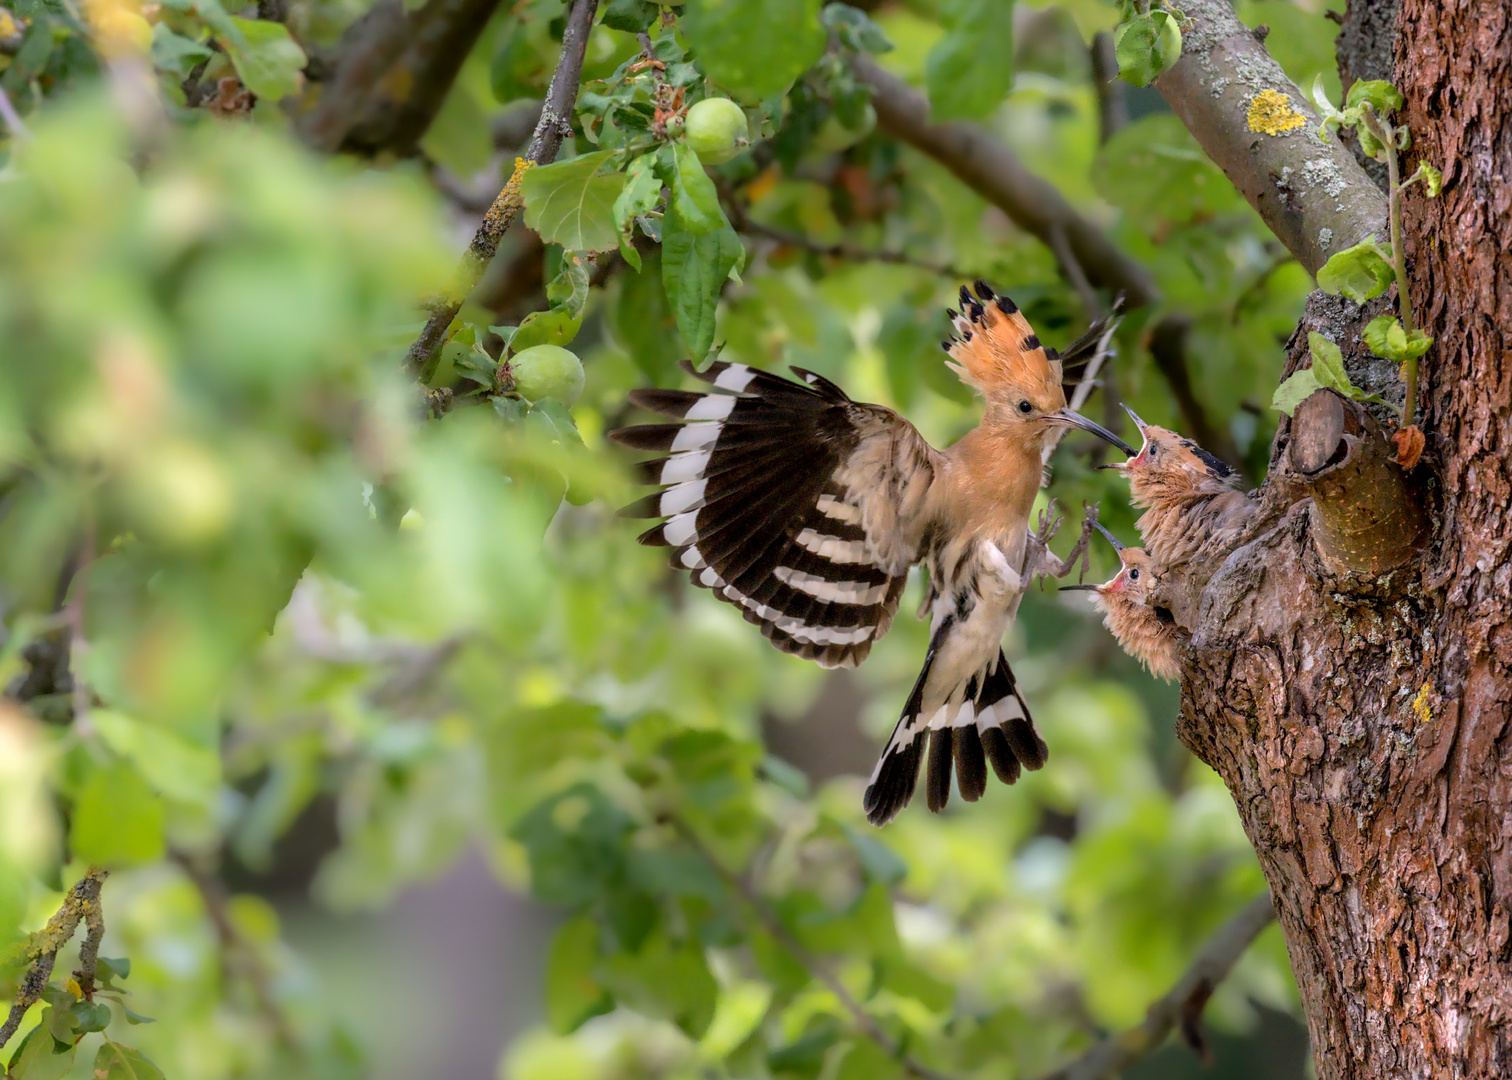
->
[[0, 867, 109, 1050]]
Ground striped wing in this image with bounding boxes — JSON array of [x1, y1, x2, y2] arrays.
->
[[610, 359, 941, 669]]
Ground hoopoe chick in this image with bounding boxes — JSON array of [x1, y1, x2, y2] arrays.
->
[[1062, 521, 1182, 682], [1101, 406, 1254, 571], [610, 281, 1132, 826]]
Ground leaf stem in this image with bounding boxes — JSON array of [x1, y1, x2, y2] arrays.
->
[[1362, 103, 1418, 425]]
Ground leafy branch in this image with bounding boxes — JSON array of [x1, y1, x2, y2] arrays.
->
[[401, 0, 600, 386], [1285, 78, 1443, 467], [1034, 894, 1277, 1080], [670, 815, 961, 1080], [0, 868, 109, 1050]]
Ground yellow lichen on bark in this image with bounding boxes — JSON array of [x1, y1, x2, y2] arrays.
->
[[1246, 89, 1307, 136], [1411, 682, 1432, 728]]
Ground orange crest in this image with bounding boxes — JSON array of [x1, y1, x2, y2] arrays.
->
[[942, 282, 1063, 397]]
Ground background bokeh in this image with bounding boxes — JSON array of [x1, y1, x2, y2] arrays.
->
[[0, 1, 1346, 1077]]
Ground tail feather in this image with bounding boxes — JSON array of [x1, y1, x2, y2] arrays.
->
[[863, 647, 1045, 826]]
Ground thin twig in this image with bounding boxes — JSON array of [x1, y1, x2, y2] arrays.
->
[[401, 0, 600, 382], [171, 852, 298, 1048], [850, 54, 1159, 308], [669, 815, 960, 1080], [737, 217, 968, 280], [1047, 222, 1100, 321], [0, 85, 31, 141], [0, 867, 109, 1049], [1360, 103, 1418, 425], [1035, 893, 1276, 1080], [65, 516, 96, 731]]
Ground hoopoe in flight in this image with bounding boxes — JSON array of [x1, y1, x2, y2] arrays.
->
[[610, 281, 1132, 825], [1100, 406, 1254, 574], [1061, 520, 1182, 682]]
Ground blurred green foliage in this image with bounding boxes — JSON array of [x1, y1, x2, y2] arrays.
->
[[0, 0, 1345, 1077]]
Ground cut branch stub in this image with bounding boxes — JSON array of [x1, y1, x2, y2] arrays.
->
[[1153, 0, 1386, 276], [1289, 388, 1425, 574]]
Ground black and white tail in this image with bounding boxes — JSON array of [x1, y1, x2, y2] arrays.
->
[[862, 647, 1047, 827], [609, 359, 918, 669]]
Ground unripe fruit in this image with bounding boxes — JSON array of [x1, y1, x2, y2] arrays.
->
[[510, 344, 585, 407], [812, 102, 877, 153], [684, 97, 749, 165]]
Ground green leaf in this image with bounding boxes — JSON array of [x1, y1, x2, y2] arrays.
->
[[834, 1039, 905, 1080], [600, 0, 659, 33], [220, 17, 307, 102], [512, 309, 582, 352], [1114, 11, 1182, 88], [97, 956, 131, 982], [1364, 315, 1432, 362], [596, 931, 719, 1038], [7, 1021, 77, 1080], [613, 154, 662, 263], [681, 0, 827, 102], [662, 213, 744, 359], [1307, 332, 1352, 392], [767, 1018, 840, 1076], [925, 0, 1015, 121], [90, 709, 220, 808], [546, 256, 591, 319], [521, 152, 626, 252], [611, 246, 683, 381], [1271, 369, 1323, 416], [1414, 162, 1444, 197], [668, 143, 728, 237], [544, 914, 613, 1034], [93, 1041, 166, 1080], [841, 824, 907, 886], [71, 762, 166, 867], [509, 783, 633, 906], [69, 999, 113, 1034], [822, 3, 893, 54], [1316, 240, 1395, 302], [1345, 79, 1404, 115], [528, 399, 583, 447]]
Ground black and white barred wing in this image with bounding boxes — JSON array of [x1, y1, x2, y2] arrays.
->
[[609, 359, 941, 669]]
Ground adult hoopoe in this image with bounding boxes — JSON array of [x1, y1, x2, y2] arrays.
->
[[610, 282, 1132, 825], [1061, 520, 1182, 682], [1100, 406, 1255, 572]]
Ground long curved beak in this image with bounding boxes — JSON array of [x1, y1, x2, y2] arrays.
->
[[1091, 519, 1125, 552], [1047, 408, 1134, 456], [1058, 584, 1101, 592]]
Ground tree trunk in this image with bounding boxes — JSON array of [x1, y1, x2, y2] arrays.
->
[[1173, 3, 1512, 1078]]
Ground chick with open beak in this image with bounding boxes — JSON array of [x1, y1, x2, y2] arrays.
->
[[1061, 520, 1182, 682], [1098, 404, 1254, 573]]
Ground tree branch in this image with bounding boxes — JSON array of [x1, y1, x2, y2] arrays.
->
[[850, 54, 1159, 308], [1152, 0, 1387, 275], [1145, 313, 1248, 478], [0, 867, 109, 1049], [298, 0, 412, 153], [1288, 389, 1426, 574], [338, 0, 504, 159], [172, 852, 298, 1048], [1036, 893, 1276, 1080], [402, 0, 600, 382], [670, 815, 960, 1080], [734, 215, 968, 280]]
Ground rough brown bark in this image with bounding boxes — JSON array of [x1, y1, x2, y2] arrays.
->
[[1168, 3, 1512, 1078]]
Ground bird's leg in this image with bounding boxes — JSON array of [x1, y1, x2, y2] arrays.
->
[[982, 540, 1024, 596], [1032, 501, 1100, 584]]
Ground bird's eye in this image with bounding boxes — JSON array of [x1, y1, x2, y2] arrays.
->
[[1128, 569, 1140, 581], [1147, 442, 1158, 457], [1017, 400, 1033, 414]]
